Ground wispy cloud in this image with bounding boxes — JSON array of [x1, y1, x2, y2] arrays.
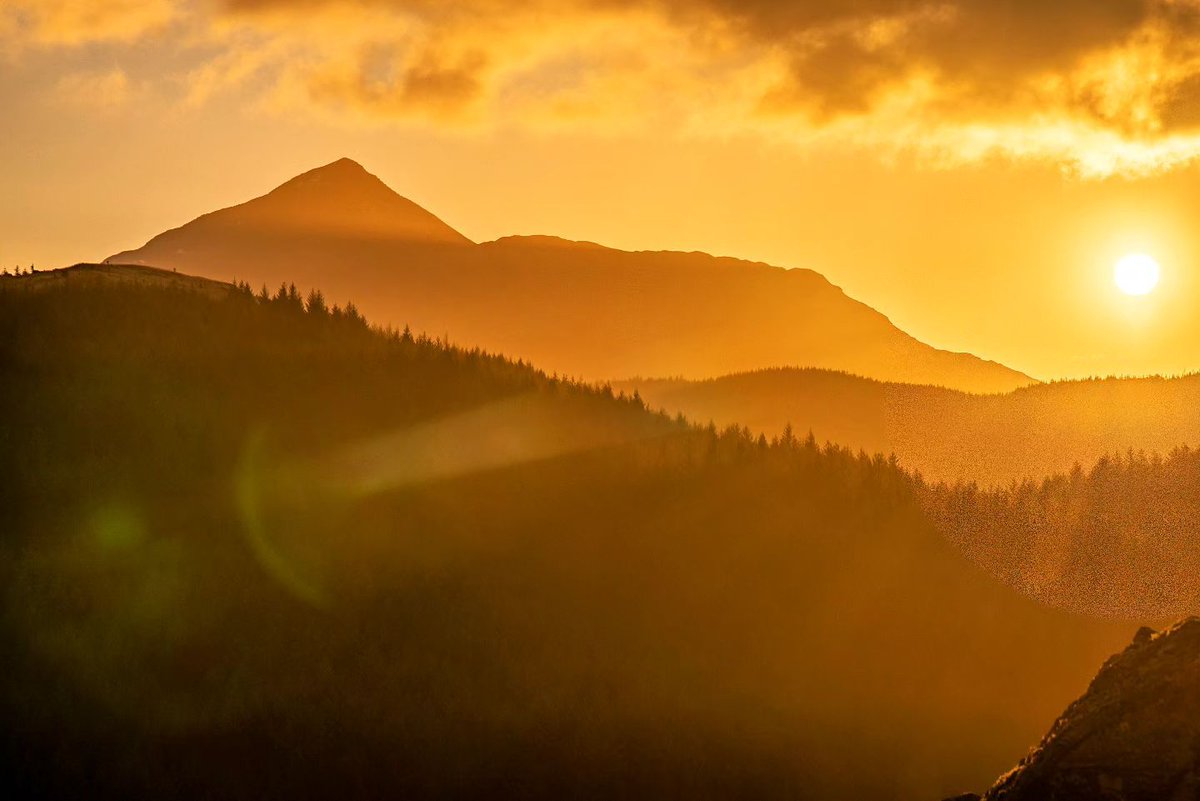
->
[[1, 0, 180, 46], [54, 67, 137, 108], [11, 0, 1200, 176]]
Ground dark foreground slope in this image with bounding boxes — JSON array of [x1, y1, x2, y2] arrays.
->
[[622, 368, 1200, 486], [0, 268, 1125, 800], [946, 618, 1200, 801], [108, 158, 1032, 392]]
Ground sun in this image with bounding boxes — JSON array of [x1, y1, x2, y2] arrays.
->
[[1114, 253, 1161, 296]]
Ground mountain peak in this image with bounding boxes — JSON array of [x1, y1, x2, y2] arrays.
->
[[329, 156, 366, 170], [243, 159, 470, 245], [109, 159, 471, 262], [287, 157, 370, 183], [268, 158, 384, 199]]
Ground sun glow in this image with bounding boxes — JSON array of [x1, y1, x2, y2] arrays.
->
[[1114, 253, 1161, 296]]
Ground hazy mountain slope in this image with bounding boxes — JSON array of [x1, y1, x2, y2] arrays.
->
[[135, 157, 472, 248], [925, 447, 1200, 620], [0, 268, 1126, 801], [944, 619, 1200, 801], [621, 368, 1200, 485], [108, 159, 1033, 393]]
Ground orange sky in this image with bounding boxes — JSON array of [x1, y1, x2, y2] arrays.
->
[[6, 0, 1200, 381]]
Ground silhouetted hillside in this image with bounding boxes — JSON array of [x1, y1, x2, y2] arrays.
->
[[10, 261, 236, 298], [0, 268, 1126, 801], [107, 159, 1033, 393], [621, 368, 1200, 485], [943, 619, 1200, 801]]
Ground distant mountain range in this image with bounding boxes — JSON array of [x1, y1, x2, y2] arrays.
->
[[109, 158, 1033, 393], [620, 368, 1200, 485]]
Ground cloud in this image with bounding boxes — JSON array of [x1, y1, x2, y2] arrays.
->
[[13, 0, 1200, 176], [54, 67, 136, 108], [0, 0, 179, 46], [305, 42, 489, 120]]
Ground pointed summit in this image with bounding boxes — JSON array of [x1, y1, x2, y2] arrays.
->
[[326, 156, 368, 171], [272, 157, 375, 192], [110, 159, 470, 266], [243, 158, 471, 245]]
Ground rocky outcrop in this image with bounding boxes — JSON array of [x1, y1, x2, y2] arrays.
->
[[946, 618, 1200, 801]]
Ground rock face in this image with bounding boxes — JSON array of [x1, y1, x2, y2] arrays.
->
[[948, 618, 1200, 801]]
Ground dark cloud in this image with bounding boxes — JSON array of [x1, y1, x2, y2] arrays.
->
[[1157, 72, 1200, 132], [675, 0, 1166, 121], [309, 43, 487, 116], [106, 0, 1200, 172], [219, 0, 1174, 116]]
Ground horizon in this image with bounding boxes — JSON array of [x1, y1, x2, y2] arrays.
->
[[6, 151, 1198, 383], [7, 1, 1200, 381], [31, 257, 1200, 390], [28, 258, 1200, 389], [34, 152, 1189, 386]]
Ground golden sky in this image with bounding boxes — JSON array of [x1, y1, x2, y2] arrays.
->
[[6, 0, 1200, 380]]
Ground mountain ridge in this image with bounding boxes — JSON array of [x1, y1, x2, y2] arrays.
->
[[108, 158, 1036, 392]]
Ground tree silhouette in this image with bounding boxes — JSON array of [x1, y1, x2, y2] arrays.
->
[[305, 288, 328, 316]]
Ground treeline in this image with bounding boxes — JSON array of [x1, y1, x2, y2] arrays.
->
[[623, 366, 1200, 619], [624, 368, 1200, 486], [2, 273, 657, 492], [0, 275, 1132, 801], [921, 447, 1200, 619], [232, 279, 367, 324]]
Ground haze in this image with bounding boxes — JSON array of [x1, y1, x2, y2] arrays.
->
[[8, 0, 1200, 380], [12, 4, 1200, 800]]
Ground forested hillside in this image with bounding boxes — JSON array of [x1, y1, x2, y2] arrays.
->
[[924, 447, 1200, 619], [0, 267, 1128, 801], [622, 368, 1200, 485]]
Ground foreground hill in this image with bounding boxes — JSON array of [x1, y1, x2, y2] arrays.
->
[[0, 266, 1125, 800], [945, 619, 1200, 801], [620, 368, 1200, 485], [107, 158, 1033, 393]]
